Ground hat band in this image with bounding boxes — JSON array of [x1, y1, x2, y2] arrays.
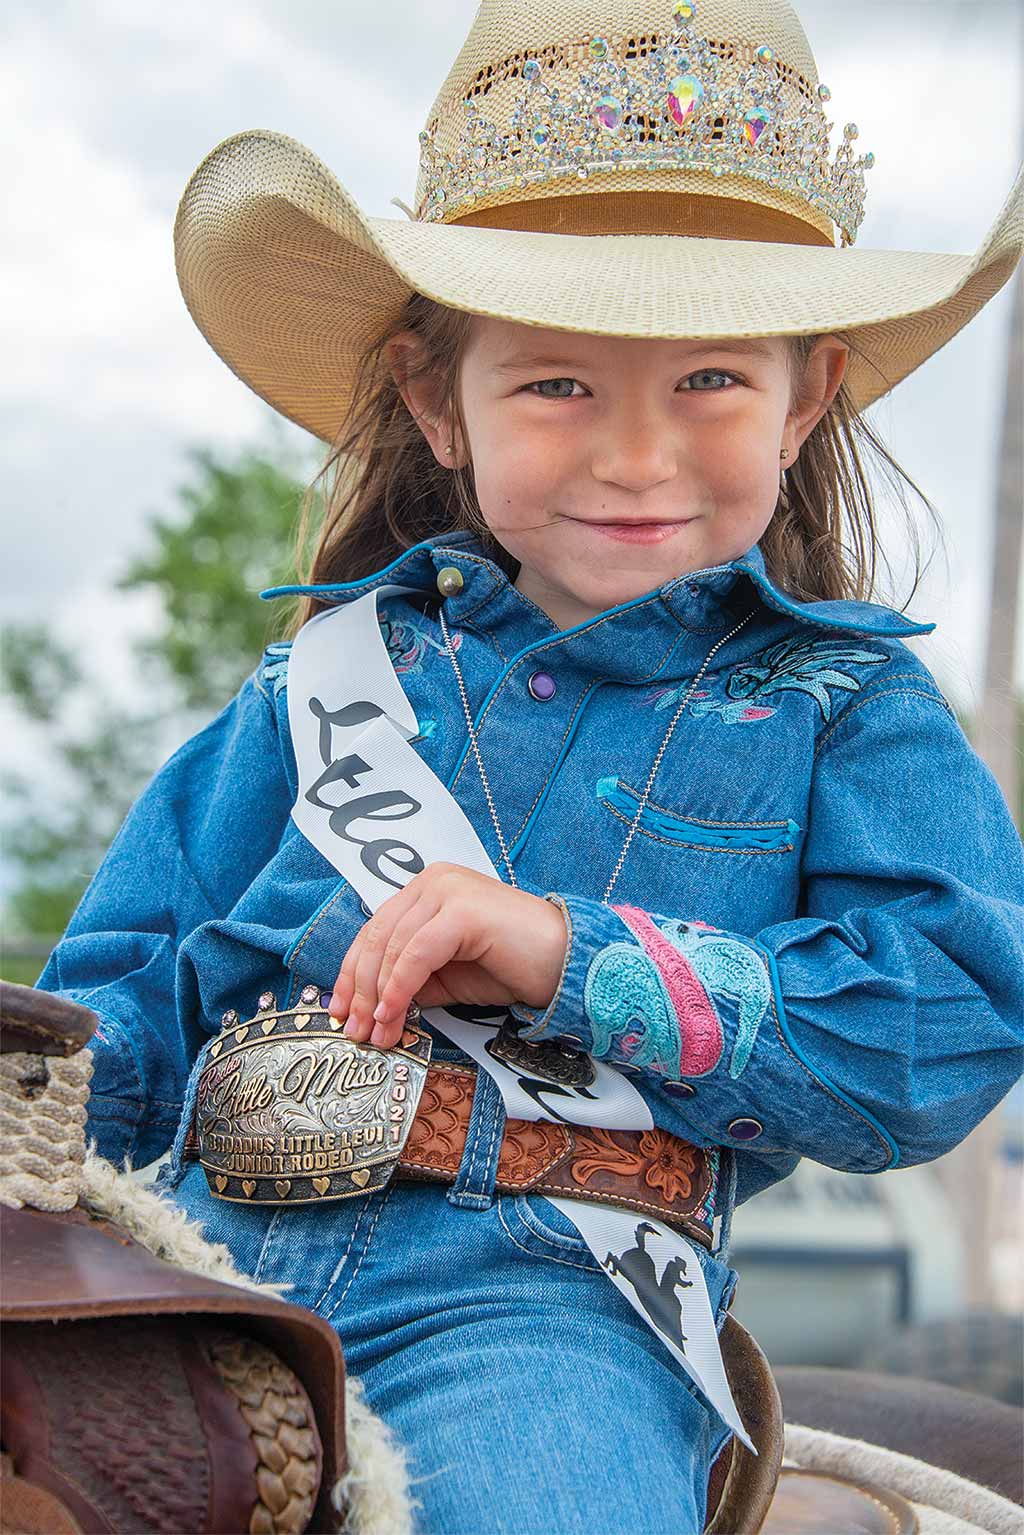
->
[[448, 188, 834, 246]]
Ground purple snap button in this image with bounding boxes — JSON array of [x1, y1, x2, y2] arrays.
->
[[319, 992, 334, 1010], [528, 670, 556, 701], [728, 1116, 764, 1141]]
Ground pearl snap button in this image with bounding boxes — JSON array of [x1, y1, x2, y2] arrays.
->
[[664, 1080, 696, 1099], [727, 1116, 764, 1140], [436, 566, 464, 596], [360, 898, 372, 917], [528, 670, 556, 701]]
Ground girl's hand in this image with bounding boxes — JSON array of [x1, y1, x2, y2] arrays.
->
[[328, 864, 567, 1049]]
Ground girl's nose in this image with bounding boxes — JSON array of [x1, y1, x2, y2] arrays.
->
[[589, 416, 677, 493]]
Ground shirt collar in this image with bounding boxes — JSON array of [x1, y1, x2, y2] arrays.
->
[[261, 528, 935, 640]]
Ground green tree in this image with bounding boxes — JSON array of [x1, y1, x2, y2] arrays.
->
[[120, 445, 317, 709], [1, 439, 318, 957]]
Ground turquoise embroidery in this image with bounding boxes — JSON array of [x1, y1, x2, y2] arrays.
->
[[584, 919, 773, 1081], [724, 636, 890, 723], [644, 635, 890, 724], [596, 777, 800, 850], [259, 642, 291, 697], [584, 941, 687, 1077], [646, 680, 778, 725], [379, 605, 460, 675], [656, 920, 772, 1079]]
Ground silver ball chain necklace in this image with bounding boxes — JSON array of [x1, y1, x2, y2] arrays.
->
[[436, 571, 753, 908]]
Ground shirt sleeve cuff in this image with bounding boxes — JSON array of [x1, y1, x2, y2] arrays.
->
[[508, 893, 577, 1040]]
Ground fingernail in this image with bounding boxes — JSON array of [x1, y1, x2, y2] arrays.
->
[[373, 1001, 389, 1023], [370, 1025, 387, 1046], [343, 1020, 358, 1038]]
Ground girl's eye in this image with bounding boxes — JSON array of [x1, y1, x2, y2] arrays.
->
[[525, 378, 583, 399], [681, 370, 738, 391]]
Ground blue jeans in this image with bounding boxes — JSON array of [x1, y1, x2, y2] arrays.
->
[[166, 1070, 737, 1535]]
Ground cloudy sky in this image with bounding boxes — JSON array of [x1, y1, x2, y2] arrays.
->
[[3, 0, 1022, 723]]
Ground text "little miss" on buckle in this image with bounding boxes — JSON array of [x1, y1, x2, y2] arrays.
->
[[195, 990, 432, 1204]]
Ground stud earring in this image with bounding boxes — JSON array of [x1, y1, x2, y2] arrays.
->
[[780, 448, 790, 461]]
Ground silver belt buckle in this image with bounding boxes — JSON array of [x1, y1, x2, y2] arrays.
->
[[195, 990, 432, 1204]]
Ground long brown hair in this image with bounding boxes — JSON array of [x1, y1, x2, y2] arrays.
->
[[283, 290, 942, 638]]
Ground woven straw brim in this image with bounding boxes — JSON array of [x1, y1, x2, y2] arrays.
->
[[175, 130, 1024, 444]]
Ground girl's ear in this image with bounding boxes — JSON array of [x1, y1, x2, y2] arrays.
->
[[782, 336, 849, 463], [385, 330, 463, 468]]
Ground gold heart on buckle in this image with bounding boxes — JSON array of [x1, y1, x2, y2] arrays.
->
[[242, 1179, 257, 1198], [261, 1019, 276, 1035], [214, 1174, 228, 1193], [235, 1025, 249, 1042], [275, 1180, 292, 1199], [293, 1013, 310, 1030], [400, 1030, 418, 1049], [312, 1176, 330, 1196], [350, 1168, 370, 1188]]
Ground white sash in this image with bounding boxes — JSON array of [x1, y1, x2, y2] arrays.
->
[[287, 587, 753, 1451]]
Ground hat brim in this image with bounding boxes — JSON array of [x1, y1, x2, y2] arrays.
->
[[174, 129, 1023, 443]]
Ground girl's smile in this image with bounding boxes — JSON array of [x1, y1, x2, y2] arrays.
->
[[568, 515, 701, 543]]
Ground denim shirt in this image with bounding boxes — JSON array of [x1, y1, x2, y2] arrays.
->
[[38, 529, 1024, 1212]]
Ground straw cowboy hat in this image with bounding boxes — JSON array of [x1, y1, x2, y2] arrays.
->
[[174, 0, 1023, 445]]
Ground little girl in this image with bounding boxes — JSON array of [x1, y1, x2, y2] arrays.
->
[[38, 0, 1024, 1530]]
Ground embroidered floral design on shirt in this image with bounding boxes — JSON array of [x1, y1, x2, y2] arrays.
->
[[654, 917, 773, 1078], [583, 906, 772, 1081], [259, 642, 291, 697], [584, 938, 699, 1079], [646, 681, 777, 725], [723, 636, 891, 722], [644, 635, 890, 724], [379, 605, 461, 675]]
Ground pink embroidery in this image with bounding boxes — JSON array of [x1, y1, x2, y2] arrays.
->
[[611, 904, 724, 1076]]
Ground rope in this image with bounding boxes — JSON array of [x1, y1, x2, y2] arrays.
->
[[0, 1049, 93, 1212]]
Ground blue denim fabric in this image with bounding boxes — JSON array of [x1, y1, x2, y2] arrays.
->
[[36, 527, 1024, 1527]]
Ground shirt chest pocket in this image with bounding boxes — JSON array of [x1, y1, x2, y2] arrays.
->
[[595, 776, 800, 854]]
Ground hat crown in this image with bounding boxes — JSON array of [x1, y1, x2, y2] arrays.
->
[[414, 0, 872, 246], [436, 0, 821, 87]]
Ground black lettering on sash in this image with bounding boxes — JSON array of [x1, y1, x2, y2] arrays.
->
[[309, 699, 384, 765], [304, 697, 427, 891]]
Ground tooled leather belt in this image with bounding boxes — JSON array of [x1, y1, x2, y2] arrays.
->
[[182, 994, 715, 1250]]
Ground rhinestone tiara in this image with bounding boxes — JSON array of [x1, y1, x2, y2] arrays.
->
[[416, 0, 874, 246]]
